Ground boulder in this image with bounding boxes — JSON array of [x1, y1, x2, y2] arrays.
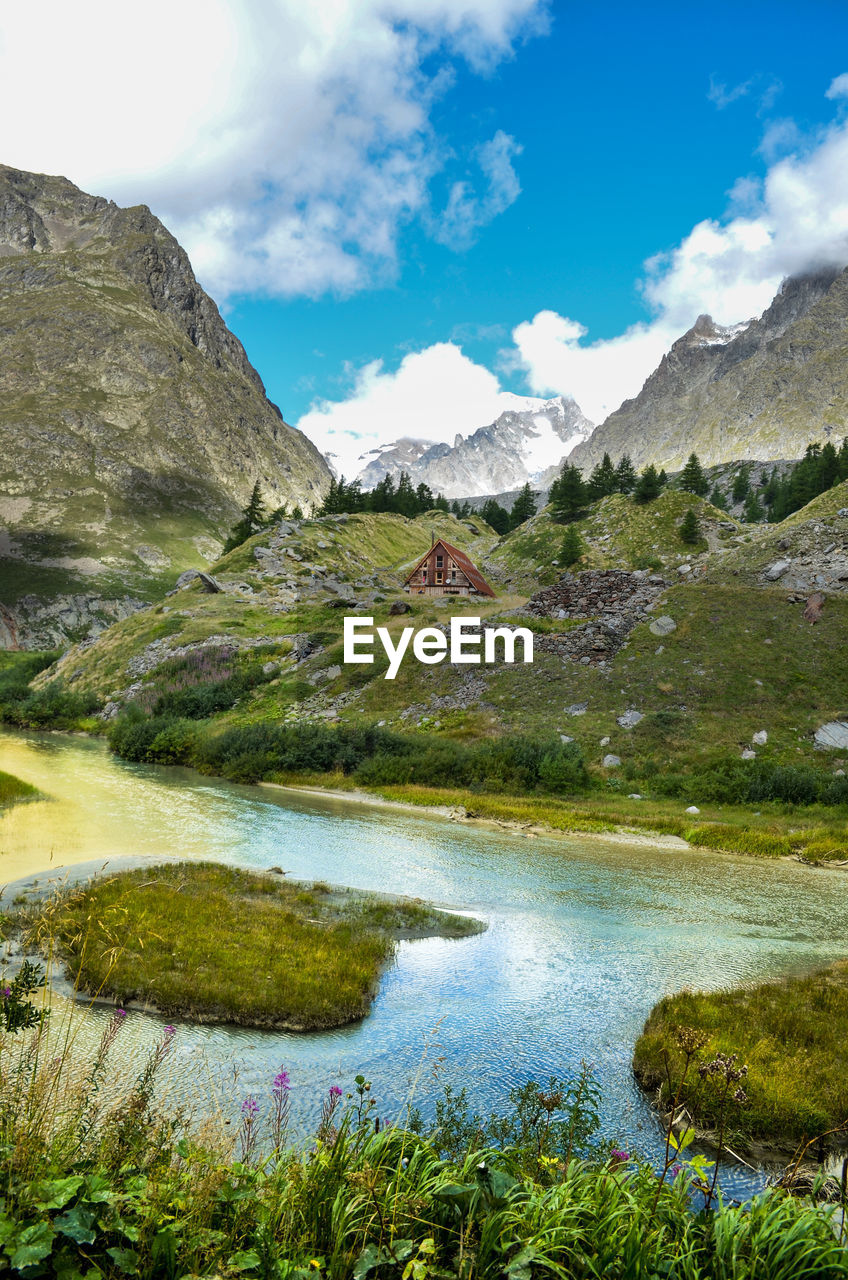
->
[[814, 721, 848, 750], [685, 805, 700, 815], [649, 615, 677, 637], [741, 748, 757, 760], [197, 572, 223, 593], [175, 569, 201, 589], [566, 702, 588, 716], [763, 559, 790, 582], [752, 730, 768, 746], [602, 754, 621, 768], [617, 710, 643, 729], [389, 599, 413, 615]]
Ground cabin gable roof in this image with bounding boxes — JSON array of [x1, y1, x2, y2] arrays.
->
[[403, 537, 495, 597]]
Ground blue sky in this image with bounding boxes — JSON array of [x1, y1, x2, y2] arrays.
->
[[3, 0, 848, 474]]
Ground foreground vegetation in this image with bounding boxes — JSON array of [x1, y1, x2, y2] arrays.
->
[[28, 862, 481, 1029], [0, 1005, 846, 1279], [634, 962, 848, 1150]]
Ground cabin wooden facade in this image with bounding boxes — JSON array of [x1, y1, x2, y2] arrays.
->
[[403, 538, 495, 598]]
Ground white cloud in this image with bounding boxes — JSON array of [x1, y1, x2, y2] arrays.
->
[[511, 109, 848, 421], [826, 72, 848, 99], [432, 130, 522, 249], [298, 100, 848, 469], [0, 0, 544, 298], [297, 342, 545, 476]]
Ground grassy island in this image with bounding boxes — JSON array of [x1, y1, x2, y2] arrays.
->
[[633, 962, 848, 1153], [0, 767, 37, 808], [35, 861, 483, 1029]]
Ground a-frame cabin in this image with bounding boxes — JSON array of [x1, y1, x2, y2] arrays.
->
[[403, 538, 495, 597]]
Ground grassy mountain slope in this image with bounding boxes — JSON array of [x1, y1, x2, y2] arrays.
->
[[570, 267, 848, 472], [0, 165, 331, 647]]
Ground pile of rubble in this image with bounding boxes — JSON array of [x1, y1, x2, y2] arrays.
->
[[525, 570, 668, 666]]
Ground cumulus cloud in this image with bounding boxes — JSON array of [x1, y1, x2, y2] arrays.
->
[[511, 107, 848, 419], [298, 342, 546, 476], [0, 0, 544, 298]]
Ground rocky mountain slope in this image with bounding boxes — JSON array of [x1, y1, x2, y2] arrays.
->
[[570, 267, 848, 472], [0, 164, 331, 647], [356, 395, 592, 497]]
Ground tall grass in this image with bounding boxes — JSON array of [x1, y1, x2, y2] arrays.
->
[[0, 1007, 845, 1279], [634, 962, 848, 1147], [0, 768, 37, 808]]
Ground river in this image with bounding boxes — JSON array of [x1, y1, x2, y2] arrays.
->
[[2, 728, 847, 1195]]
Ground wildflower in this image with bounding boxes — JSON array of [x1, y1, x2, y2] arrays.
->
[[671, 1163, 682, 1178], [329, 1085, 343, 1099], [2, 987, 10, 998], [273, 1068, 291, 1092], [610, 1148, 630, 1163], [164, 1024, 176, 1036], [116, 1008, 127, 1018], [241, 1095, 259, 1116]]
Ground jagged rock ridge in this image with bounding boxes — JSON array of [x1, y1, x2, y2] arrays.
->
[[0, 164, 331, 647], [356, 395, 593, 498], [569, 267, 848, 472]]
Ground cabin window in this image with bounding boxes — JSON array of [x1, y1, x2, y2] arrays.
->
[[436, 554, 443, 567], [436, 571, 443, 583]]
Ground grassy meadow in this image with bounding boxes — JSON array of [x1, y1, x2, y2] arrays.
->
[[633, 962, 848, 1150]]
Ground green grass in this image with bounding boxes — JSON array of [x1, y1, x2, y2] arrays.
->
[[633, 962, 848, 1149], [0, 768, 38, 808], [36, 862, 481, 1029]]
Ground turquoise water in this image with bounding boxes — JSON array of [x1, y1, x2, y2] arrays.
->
[[2, 729, 847, 1192]]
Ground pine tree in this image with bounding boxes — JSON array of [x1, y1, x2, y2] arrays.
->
[[657, 468, 668, 489], [394, 471, 417, 517], [587, 452, 617, 499], [480, 498, 510, 535], [709, 485, 727, 511], [559, 524, 584, 566], [222, 480, 266, 553], [743, 490, 764, 523], [415, 482, 435, 511], [614, 454, 637, 494], [732, 465, 750, 503], [509, 483, 537, 528], [369, 474, 397, 513], [679, 508, 700, 544], [434, 494, 450, 511], [680, 452, 709, 496], [549, 463, 588, 523], [633, 464, 662, 504]]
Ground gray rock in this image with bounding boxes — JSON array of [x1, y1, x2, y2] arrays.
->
[[628, 793, 643, 800], [741, 748, 757, 760], [602, 754, 621, 768], [197, 572, 223, 593], [600, 735, 610, 746], [649, 615, 677, 637], [752, 730, 768, 746], [262, 661, 279, 676], [814, 721, 848, 750], [685, 805, 700, 815], [175, 569, 201, 589], [763, 559, 791, 581], [388, 599, 413, 615], [559, 734, 574, 744], [566, 702, 588, 716], [617, 710, 643, 729]]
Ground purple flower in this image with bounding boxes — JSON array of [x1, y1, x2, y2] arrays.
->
[[329, 1085, 343, 1099], [2, 987, 10, 998], [610, 1148, 629, 1163], [116, 1008, 127, 1019], [273, 1069, 291, 1092], [241, 1095, 259, 1116], [671, 1163, 682, 1178], [164, 1024, 176, 1036]]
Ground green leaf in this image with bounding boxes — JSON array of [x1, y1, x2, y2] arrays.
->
[[106, 1246, 140, 1273], [353, 1243, 381, 1280], [8, 1220, 55, 1269], [432, 1182, 476, 1215], [669, 1127, 695, 1152], [151, 1226, 177, 1277], [54, 1204, 97, 1245], [32, 1176, 84, 1211], [506, 1246, 539, 1280], [227, 1249, 262, 1273]]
